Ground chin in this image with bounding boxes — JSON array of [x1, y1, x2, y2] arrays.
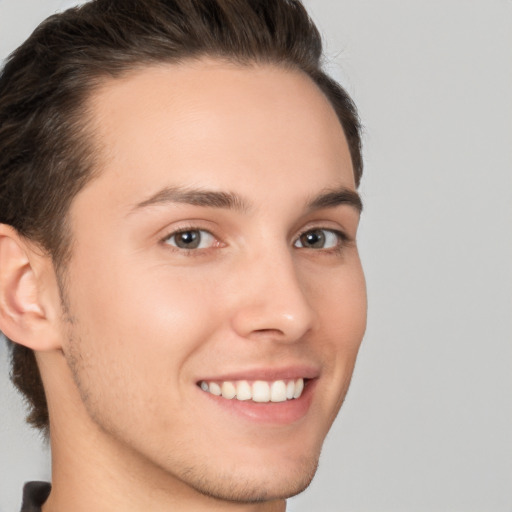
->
[[176, 452, 320, 504]]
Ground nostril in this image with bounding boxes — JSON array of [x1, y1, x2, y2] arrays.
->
[[252, 328, 285, 336], [229, 291, 315, 342]]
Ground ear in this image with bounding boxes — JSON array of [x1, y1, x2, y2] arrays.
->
[[0, 224, 62, 351]]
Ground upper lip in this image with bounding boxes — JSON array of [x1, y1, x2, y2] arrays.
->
[[197, 365, 320, 383]]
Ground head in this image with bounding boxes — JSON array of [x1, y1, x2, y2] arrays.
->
[[0, 0, 365, 505]]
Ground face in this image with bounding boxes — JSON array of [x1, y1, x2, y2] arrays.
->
[[57, 60, 366, 502]]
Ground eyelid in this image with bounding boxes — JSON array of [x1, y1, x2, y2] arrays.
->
[[293, 226, 350, 250], [160, 224, 224, 252], [158, 221, 352, 254], [302, 224, 349, 236]]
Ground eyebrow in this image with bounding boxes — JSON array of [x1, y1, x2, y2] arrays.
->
[[306, 187, 363, 214], [131, 186, 249, 213], [130, 185, 362, 215]]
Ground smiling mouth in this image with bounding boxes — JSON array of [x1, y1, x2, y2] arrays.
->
[[198, 378, 306, 403]]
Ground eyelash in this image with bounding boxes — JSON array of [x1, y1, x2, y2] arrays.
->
[[294, 227, 349, 253], [161, 225, 350, 255], [161, 225, 220, 255]]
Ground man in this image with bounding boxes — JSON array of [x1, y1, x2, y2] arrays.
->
[[0, 0, 366, 510]]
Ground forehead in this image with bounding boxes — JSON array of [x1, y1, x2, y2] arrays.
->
[[79, 59, 355, 211]]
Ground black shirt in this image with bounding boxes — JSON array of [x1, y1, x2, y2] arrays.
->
[[20, 482, 51, 512]]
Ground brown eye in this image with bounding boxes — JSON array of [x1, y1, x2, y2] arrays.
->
[[299, 229, 325, 248], [164, 229, 215, 250], [294, 229, 342, 249]]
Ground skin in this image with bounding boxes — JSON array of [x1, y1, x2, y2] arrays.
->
[[0, 60, 366, 511]]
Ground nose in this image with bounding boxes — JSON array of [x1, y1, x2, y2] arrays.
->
[[229, 248, 315, 343]]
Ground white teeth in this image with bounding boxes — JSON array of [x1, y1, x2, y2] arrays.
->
[[221, 381, 236, 399], [236, 380, 252, 401], [199, 378, 305, 402], [293, 378, 304, 399], [209, 382, 221, 396], [252, 381, 270, 402], [270, 380, 287, 402], [286, 380, 295, 399]]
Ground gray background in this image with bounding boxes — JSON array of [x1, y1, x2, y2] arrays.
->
[[1, 0, 511, 511]]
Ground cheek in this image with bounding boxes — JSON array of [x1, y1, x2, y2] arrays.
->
[[73, 250, 212, 328], [313, 259, 367, 335], [313, 262, 367, 372], [60, 259, 228, 445], [63, 255, 222, 395], [339, 266, 367, 345]]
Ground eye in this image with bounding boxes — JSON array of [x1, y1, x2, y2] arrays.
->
[[164, 229, 216, 250], [293, 228, 343, 250]]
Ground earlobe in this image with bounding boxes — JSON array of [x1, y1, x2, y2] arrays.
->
[[0, 224, 62, 351]]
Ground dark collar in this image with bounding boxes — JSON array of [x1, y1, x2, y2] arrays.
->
[[20, 482, 51, 512]]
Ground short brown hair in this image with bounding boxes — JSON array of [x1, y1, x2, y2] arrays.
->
[[0, 0, 363, 433]]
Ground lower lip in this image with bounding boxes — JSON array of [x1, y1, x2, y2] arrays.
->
[[198, 379, 317, 425]]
